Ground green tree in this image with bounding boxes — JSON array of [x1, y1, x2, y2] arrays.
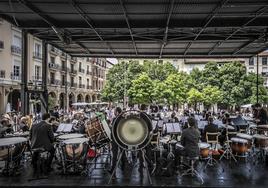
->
[[101, 61, 144, 102], [143, 61, 177, 81], [128, 73, 154, 104], [203, 85, 223, 111], [187, 88, 204, 111], [164, 73, 188, 105]]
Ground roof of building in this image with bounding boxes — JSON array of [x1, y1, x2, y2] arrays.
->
[[1, 0, 267, 58]]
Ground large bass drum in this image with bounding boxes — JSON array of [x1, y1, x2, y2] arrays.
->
[[112, 110, 153, 151]]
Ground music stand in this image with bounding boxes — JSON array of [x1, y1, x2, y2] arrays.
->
[[56, 123, 73, 133]]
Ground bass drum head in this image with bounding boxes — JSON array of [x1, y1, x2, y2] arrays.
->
[[112, 110, 152, 151]]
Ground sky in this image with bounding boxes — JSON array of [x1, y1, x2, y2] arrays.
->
[[106, 58, 118, 64]]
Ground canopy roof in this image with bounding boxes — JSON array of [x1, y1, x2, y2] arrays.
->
[[0, 0, 268, 58]]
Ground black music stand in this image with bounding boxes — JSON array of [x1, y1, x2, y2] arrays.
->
[[108, 148, 152, 185]]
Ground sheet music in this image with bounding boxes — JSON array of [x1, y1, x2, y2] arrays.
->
[[152, 120, 158, 130], [166, 123, 174, 133], [56, 123, 73, 133], [173, 123, 181, 133], [166, 122, 181, 133]]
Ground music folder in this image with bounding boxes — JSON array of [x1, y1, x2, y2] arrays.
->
[[56, 123, 73, 133], [166, 122, 181, 133]]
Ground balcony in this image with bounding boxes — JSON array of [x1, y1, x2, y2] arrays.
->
[[60, 66, 69, 72], [48, 63, 59, 70], [49, 46, 58, 56], [10, 73, 21, 80], [86, 85, 92, 89], [69, 69, 78, 75], [78, 68, 85, 73], [86, 70, 92, 75], [78, 84, 85, 88], [33, 51, 42, 60], [48, 79, 60, 86], [70, 57, 77, 62], [0, 40, 4, 50], [11, 45, 22, 55], [60, 52, 67, 59], [262, 72, 268, 77]]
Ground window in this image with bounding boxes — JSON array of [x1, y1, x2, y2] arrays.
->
[[50, 56, 55, 64], [249, 57, 254, 65], [79, 62, 82, 70], [61, 61, 65, 69], [79, 76, 82, 85], [35, 65, 40, 80], [50, 72, 55, 84], [0, 70, 5, 78], [71, 77, 74, 86], [87, 65, 89, 72], [262, 57, 267, 65], [13, 35, 21, 47], [34, 43, 41, 57], [61, 75, 65, 85], [87, 78, 89, 86], [13, 65, 20, 76], [262, 67, 268, 73]]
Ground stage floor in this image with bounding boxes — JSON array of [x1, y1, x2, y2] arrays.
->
[[0, 156, 268, 188]]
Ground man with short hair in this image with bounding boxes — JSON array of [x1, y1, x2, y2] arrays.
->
[[30, 113, 55, 172], [180, 117, 201, 158]]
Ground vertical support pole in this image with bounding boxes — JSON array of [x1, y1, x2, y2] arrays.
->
[[42, 41, 48, 113], [65, 53, 68, 113], [21, 30, 29, 115], [257, 54, 259, 104]]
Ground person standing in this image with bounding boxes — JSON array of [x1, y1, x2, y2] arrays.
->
[[30, 113, 55, 172]]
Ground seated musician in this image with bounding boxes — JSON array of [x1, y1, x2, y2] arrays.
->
[[202, 116, 218, 142], [175, 117, 200, 167], [169, 112, 179, 123], [30, 113, 55, 172], [255, 103, 268, 125]]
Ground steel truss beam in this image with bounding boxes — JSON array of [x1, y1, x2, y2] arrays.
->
[[119, 0, 138, 55], [208, 6, 268, 55], [159, 0, 175, 58]]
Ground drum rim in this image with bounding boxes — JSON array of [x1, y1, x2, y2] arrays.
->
[[112, 110, 152, 151], [62, 137, 89, 144]]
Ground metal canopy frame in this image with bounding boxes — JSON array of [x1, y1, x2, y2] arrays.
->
[[0, 0, 268, 58]]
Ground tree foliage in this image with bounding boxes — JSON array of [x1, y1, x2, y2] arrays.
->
[[102, 60, 268, 109]]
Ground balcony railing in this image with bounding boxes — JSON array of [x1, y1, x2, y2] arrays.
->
[[48, 79, 60, 85], [10, 73, 21, 80], [86, 70, 92, 75], [70, 57, 77, 62], [86, 85, 92, 89], [0, 41, 4, 50], [60, 66, 69, 72], [33, 51, 42, 60], [69, 69, 78, 74], [79, 84, 85, 88], [78, 68, 85, 73], [48, 63, 60, 70], [11, 45, 22, 55], [49, 46, 58, 55]]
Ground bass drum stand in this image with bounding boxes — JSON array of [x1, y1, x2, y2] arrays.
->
[[108, 148, 152, 185]]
